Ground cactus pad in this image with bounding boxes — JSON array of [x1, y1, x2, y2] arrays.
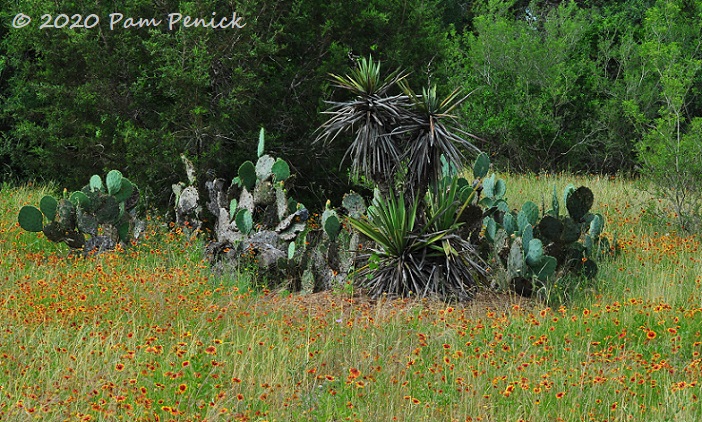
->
[[257, 127, 265, 158], [342, 192, 367, 219], [271, 158, 290, 182], [238, 161, 256, 190], [69, 191, 91, 208], [507, 239, 524, 279], [484, 216, 497, 242], [235, 209, 253, 235], [324, 215, 341, 241], [89, 175, 104, 192], [482, 174, 496, 198], [473, 152, 490, 179], [39, 196, 58, 222], [18, 205, 44, 232], [255, 155, 275, 180], [537, 215, 563, 242], [525, 238, 544, 267], [533, 256, 557, 281], [521, 201, 539, 226], [566, 186, 594, 222], [229, 198, 238, 221], [112, 178, 134, 203], [589, 213, 604, 239], [287, 241, 296, 260], [106, 170, 123, 195], [503, 213, 517, 235]]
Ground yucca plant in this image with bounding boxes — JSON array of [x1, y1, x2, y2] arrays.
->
[[348, 190, 486, 301], [315, 56, 408, 193], [396, 82, 481, 200]]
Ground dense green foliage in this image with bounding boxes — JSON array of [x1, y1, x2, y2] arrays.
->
[[2, 0, 702, 213], [0, 0, 458, 207]]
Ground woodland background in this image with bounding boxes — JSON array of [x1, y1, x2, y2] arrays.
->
[[2, 0, 701, 210]]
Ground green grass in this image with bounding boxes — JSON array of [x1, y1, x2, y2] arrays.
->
[[1, 176, 701, 421]]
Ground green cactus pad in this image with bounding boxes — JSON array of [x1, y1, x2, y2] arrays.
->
[[507, 240, 525, 279], [324, 215, 341, 241], [566, 186, 594, 222], [551, 184, 560, 217], [257, 127, 265, 158], [287, 241, 296, 260], [516, 210, 529, 233], [112, 178, 134, 203], [322, 208, 337, 226], [235, 209, 253, 235], [342, 192, 367, 219], [238, 161, 256, 191], [473, 152, 490, 179], [106, 170, 123, 195], [589, 213, 604, 239], [522, 224, 534, 250], [537, 215, 563, 242], [271, 158, 291, 182], [18, 205, 44, 232], [95, 195, 120, 225], [69, 191, 91, 208], [482, 174, 495, 198], [39, 195, 58, 222], [89, 175, 104, 192], [521, 201, 539, 226], [503, 213, 517, 235], [484, 216, 497, 242], [525, 238, 544, 267], [229, 198, 238, 221], [494, 179, 506, 199], [533, 256, 557, 281]]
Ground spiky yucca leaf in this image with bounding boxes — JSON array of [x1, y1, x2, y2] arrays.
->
[[348, 190, 487, 301], [316, 56, 408, 186], [396, 81, 481, 198]]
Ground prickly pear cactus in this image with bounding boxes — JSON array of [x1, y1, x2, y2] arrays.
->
[[482, 181, 610, 300], [342, 192, 367, 218], [271, 159, 290, 182], [18, 206, 44, 232], [18, 169, 142, 253]]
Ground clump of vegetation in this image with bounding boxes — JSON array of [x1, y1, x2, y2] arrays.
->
[[17, 170, 141, 252], [484, 182, 617, 304], [318, 56, 487, 301]]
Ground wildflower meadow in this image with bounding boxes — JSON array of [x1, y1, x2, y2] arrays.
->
[[1, 174, 702, 422]]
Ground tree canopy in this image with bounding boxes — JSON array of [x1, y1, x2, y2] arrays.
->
[[2, 0, 701, 209]]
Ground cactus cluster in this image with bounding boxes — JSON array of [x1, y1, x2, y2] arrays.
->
[[18, 170, 141, 251], [184, 128, 363, 293], [482, 177, 610, 297]]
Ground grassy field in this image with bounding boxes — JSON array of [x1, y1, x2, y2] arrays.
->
[[1, 175, 701, 421]]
